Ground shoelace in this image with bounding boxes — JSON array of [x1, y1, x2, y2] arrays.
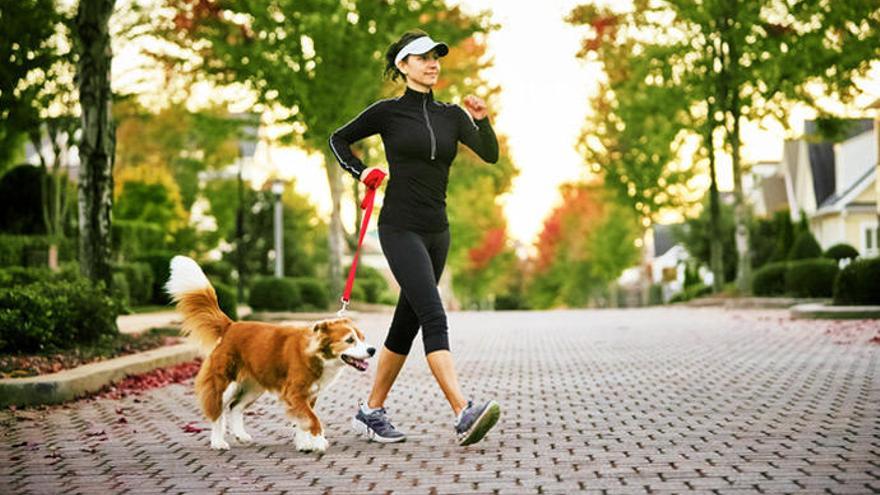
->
[[366, 409, 397, 431]]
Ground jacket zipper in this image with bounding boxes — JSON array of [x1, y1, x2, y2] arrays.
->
[[423, 96, 436, 160]]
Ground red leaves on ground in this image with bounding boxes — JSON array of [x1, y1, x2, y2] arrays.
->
[[182, 423, 204, 434], [87, 359, 202, 401]]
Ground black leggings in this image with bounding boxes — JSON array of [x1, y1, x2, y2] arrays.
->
[[378, 224, 450, 356]]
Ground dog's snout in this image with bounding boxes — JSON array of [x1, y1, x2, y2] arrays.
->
[[367, 347, 376, 357]]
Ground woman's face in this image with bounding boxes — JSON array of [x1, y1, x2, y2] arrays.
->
[[398, 50, 441, 88]]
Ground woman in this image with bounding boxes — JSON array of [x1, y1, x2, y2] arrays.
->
[[329, 29, 501, 447]]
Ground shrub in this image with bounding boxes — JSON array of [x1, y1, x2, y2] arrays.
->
[[0, 278, 119, 353], [213, 282, 238, 320], [134, 252, 175, 305], [248, 277, 301, 311], [668, 283, 712, 304], [291, 277, 329, 310], [752, 261, 788, 296], [112, 262, 154, 306], [788, 231, 822, 260], [833, 257, 880, 305], [345, 264, 390, 304], [112, 272, 131, 309], [0, 234, 77, 267], [112, 220, 166, 260], [824, 243, 859, 262], [785, 258, 838, 298], [203, 260, 236, 287]]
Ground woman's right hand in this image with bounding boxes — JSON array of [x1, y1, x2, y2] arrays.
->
[[360, 167, 387, 189]]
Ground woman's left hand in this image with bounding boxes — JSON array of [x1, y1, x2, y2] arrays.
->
[[463, 95, 489, 120]]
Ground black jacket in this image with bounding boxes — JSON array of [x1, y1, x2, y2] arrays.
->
[[329, 87, 499, 233]]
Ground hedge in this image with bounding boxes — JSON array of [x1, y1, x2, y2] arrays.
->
[[112, 220, 166, 260], [824, 243, 859, 262], [833, 257, 880, 305], [248, 277, 301, 311], [752, 261, 788, 296], [785, 258, 838, 298], [788, 231, 822, 260], [111, 261, 154, 306], [0, 235, 77, 267], [0, 278, 119, 353]]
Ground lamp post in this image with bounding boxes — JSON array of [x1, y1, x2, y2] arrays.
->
[[236, 121, 258, 301], [271, 179, 285, 278]]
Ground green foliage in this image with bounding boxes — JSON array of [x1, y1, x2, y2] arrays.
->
[[833, 257, 880, 305], [0, 277, 119, 354], [112, 220, 166, 261], [204, 179, 328, 286], [673, 198, 737, 283], [0, 0, 65, 168], [750, 210, 795, 269], [113, 181, 184, 240], [134, 252, 175, 305], [668, 284, 712, 304], [788, 231, 823, 261], [290, 277, 329, 310], [112, 271, 131, 309], [213, 282, 238, 321], [752, 261, 788, 296], [248, 277, 301, 312], [0, 234, 77, 267], [0, 165, 45, 235], [345, 264, 390, 305], [202, 260, 236, 287], [824, 244, 859, 262], [785, 259, 838, 298], [111, 261, 155, 306]]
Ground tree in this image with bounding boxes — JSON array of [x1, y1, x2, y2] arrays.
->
[[75, 0, 116, 287], [527, 182, 640, 309], [157, 0, 491, 298], [569, 0, 880, 292]]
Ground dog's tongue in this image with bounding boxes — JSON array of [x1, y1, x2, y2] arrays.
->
[[355, 359, 369, 372]]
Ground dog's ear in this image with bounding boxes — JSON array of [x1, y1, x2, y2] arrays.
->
[[312, 321, 327, 333]]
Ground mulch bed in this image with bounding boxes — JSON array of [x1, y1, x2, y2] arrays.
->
[[0, 328, 183, 379]]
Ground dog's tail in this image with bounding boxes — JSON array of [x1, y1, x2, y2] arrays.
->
[[165, 255, 233, 354]]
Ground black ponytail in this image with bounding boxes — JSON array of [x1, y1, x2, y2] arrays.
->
[[384, 29, 430, 81]]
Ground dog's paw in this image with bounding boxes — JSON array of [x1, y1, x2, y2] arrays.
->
[[294, 431, 327, 453], [211, 438, 231, 451], [234, 431, 253, 444]]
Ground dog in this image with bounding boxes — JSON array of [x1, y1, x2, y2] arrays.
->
[[165, 255, 375, 452]]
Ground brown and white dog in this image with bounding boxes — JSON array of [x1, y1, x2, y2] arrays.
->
[[165, 255, 375, 452]]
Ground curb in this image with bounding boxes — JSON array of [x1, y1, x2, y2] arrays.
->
[[0, 343, 199, 408], [687, 297, 829, 309], [790, 303, 880, 320]]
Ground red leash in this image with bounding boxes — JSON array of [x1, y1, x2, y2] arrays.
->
[[338, 185, 377, 316]]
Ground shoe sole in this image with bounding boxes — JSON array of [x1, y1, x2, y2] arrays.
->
[[459, 401, 501, 446], [351, 417, 407, 443]]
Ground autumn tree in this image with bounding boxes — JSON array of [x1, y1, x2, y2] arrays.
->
[[156, 0, 491, 299], [569, 0, 880, 292]]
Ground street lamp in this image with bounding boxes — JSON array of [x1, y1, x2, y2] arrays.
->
[[271, 179, 285, 278], [235, 119, 258, 301]]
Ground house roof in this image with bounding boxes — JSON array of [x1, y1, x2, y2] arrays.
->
[[804, 119, 874, 209], [653, 224, 677, 258], [815, 166, 876, 215]]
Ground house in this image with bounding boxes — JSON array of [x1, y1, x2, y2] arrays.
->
[[780, 119, 878, 257]]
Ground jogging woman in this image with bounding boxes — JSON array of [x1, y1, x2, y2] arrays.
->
[[329, 29, 501, 446]]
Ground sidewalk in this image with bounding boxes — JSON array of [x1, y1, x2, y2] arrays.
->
[[1, 307, 878, 494]]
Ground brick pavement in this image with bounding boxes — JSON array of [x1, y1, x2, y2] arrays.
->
[[1, 308, 878, 494]]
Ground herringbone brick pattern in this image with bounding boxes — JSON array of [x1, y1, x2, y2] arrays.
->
[[1, 308, 878, 494]]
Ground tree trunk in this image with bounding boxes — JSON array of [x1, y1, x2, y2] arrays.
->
[[706, 123, 724, 293], [75, 0, 116, 288], [730, 104, 751, 293], [324, 152, 345, 302]]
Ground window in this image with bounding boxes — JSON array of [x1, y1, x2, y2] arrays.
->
[[864, 224, 879, 257]]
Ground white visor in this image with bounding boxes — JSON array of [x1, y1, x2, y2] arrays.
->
[[394, 36, 449, 65]]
